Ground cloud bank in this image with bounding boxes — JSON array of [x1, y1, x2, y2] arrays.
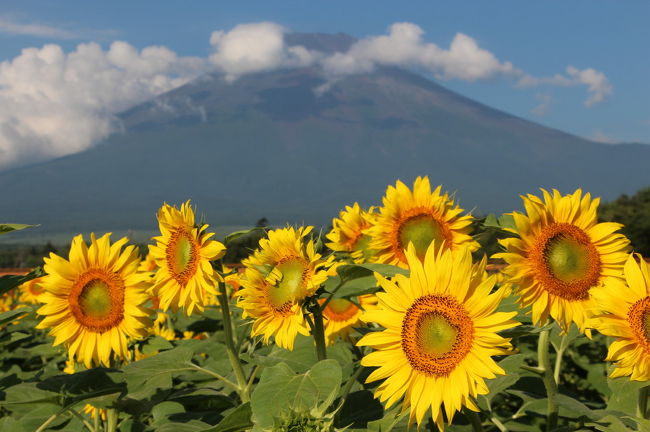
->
[[0, 21, 613, 169]]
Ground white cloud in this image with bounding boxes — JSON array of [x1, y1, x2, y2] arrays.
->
[[590, 130, 620, 144], [322, 23, 520, 82], [531, 93, 552, 116], [0, 41, 207, 168], [0, 15, 78, 39], [209, 22, 318, 82]]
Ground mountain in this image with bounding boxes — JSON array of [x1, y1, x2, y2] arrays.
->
[[1, 33, 649, 237]]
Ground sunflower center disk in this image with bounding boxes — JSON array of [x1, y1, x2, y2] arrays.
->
[[531, 223, 601, 301], [546, 236, 592, 283], [69, 269, 125, 332], [401, 295, 474, 377], [398, 214, 447, 259], [269, 259, 307, 309], [324, 298, 359, 322], [173, 235, 193, 274], [417, 314, 459, 357], [627, 297, 650, 350], [353, 234, 376, 261], [79, 280, 113, 319]]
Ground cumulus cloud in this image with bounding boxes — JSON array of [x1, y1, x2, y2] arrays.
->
[[209, 22, 318, 81], [0, 41, 207, 168], [322, 23, 519, 82]]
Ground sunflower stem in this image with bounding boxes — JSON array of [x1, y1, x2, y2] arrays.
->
[[216, 284, 250, 403], [538, 328, 558, 431], [312, 305, 328, 361], [553, 333, 569, 385], [106, 408, 118, 432], [465, 408, 484, 432], [637, 385, 649, 419], [34, 414, 58, 432]]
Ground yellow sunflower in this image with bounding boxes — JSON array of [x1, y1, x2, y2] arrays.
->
[[368, 176, 478, 268], [326, 203, 378, 263], [496, 189, 629, 333], [319, 294, 377, 345], [149, 201, 226, 316], [19, 276, 45, 304], [592, 255, 650, 380], [237, 226, 332, 350], [138, 250, 158, 273], [357, 243, 518, 429], [37, 233, 152, 368]]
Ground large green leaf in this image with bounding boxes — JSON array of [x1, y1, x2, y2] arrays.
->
[[606, 375, 646, 413], [208, 402, 253, 432], [123, 347, 194, 399], [250, 360, 342, 429]]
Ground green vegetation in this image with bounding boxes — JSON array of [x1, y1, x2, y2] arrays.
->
[[600, 186, 650, 255]]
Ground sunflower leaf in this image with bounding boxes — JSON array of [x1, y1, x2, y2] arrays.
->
[[0, 223, 38, 235]]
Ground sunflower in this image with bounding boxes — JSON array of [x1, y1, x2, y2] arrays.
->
[[138, 251, 158, 273], [357, 243, 518, 429], [149, 201, 226, 316], [592, 255, 650, 380], [319, 294, 377, 345], [368, 177, 478, 268], [237, 226, 332, 350], [36, 233, 152, 368], [326, 203, 378, 263], [496, 189, 629, 333], [19, 276, 45, 304]]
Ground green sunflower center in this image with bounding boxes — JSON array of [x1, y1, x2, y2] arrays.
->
[[417, 313, 459, 357], [174, 235, 193, 273], [399, 214, 446, 259], [353, 234, 375, 260], [269, 259, 307, 308], [328, 298, 354, 314], [545, 235, 592, 283], [79, 279, 113, 319]]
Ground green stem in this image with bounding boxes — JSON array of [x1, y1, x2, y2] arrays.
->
[[34, 414, 58, 432], [68, 408, 96, 432], [464, 408, 484, 432], [553, 334, 568, 385], [217, 284, 250, 402], [106, 409, 118, 432], [538, 328, 558, 431], [637, 385, 649, 419], [312, 306, 327, 361], [490, 416, 509, 432]]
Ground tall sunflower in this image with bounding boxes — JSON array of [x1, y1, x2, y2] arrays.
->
[[19, 276, 45, 304], [368, 177, 478, 268], [320, 294, 377, 345], [237, 226, 332, 350], [592, 255, 650, 380], [496, 189, 629, 332], [36, 234, 152, 368], [326, 203, 378, 263], [358, 243, 518, 429], [149, 201, 226, 315]]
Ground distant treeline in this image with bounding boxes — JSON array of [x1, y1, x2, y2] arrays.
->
[[2, 188, 649, 268]]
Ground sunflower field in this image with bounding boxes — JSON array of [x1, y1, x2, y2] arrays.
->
[[1, 176, 649, 432]]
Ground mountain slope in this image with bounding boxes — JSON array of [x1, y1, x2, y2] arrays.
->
[[1, 34, 648, 235]]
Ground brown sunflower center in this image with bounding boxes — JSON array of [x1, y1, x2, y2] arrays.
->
[[268, 258, 308, 313], [628, 297, 650, 352], [166, 228, 199, 286], [322, 298, 360, 322], [69, 269, 125, 332], [29, 280, 44, 296], [401, 294, 474, 377], [395, 211, 452, 262], [529, 223, 601, 301]]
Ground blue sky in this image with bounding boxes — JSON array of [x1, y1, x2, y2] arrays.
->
[[0, 0, 648, 165]]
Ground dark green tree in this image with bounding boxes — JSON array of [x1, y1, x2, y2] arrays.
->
[[600, 186, 650, 256]]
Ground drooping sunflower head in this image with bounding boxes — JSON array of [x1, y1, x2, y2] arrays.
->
[[496, 189, 630, 333], [319, 294, 378, 345], [592, 255, 650, 380], [237, 226, 333, 350], [19, 276, 45, 304], [358, 243, 519, 429], [326, 203, 378, 263], [36, 233, 152, 368], [149, 201, 226, 316], [368, 176, 478, 268]]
